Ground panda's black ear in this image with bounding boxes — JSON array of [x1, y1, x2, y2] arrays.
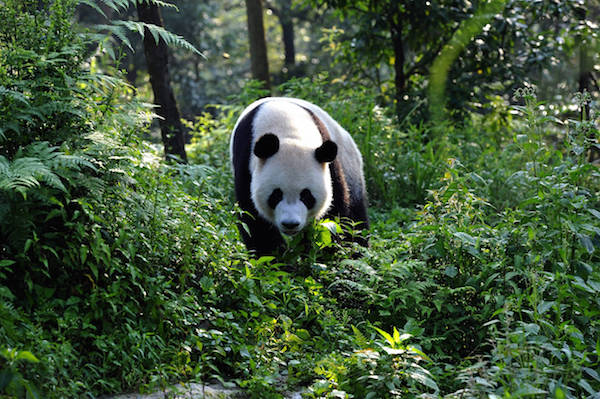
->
[[254, 133, 279, 159], [315, 140, 337, 163]]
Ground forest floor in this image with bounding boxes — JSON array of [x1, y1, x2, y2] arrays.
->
[[106, 382, 302, 399]]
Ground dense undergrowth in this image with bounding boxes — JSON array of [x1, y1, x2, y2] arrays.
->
[[1, 1, 600, 398]]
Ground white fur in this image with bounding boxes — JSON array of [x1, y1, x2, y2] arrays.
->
[[231, 98, 365, 235]]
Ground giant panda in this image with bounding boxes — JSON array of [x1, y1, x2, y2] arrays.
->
[[230, 97, 368, 255]]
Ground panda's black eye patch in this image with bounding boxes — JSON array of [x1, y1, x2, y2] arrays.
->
[[268, 188, 283, 209], [300, 188, 316, 209]]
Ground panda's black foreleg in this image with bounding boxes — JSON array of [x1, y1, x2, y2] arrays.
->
[[238, 211, 285, 257]]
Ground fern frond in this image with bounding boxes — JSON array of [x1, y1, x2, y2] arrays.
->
[[0, 143, 94, 197], [83, 0, 179, 13], [52, 154, 97, 172], [0, 158, 8, 175], [113, 20, 205, 58], [136, 0, 179, 10], [95, 0, 132, 13], [95, 23, 134, 52], [83, 73, 124, 91], [36, 170, 67, 192], [351, 325, 369, 347], [78, 0, 108, 18]]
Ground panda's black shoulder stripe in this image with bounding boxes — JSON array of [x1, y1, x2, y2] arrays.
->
[[232, 104, 263, 212], [233, 101, 286, 254], [301, 107, 350, 217]]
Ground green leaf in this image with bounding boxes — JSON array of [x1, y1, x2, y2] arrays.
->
[[588, 209, 600, 219], [408, 367, 439, 391], [392, 326, 400, 343], [15, 351, 39, 363], [89, 262, 98, 280], [444, 266, 458, 278], [373, 326, 394, 347], [583, 367, 600, 382], [513, 384, 547, 395], [537, 300, 554, 315], [78, 0, 107, 18], [330, 390, 347, 398], [553, 387, 566, 399], [578, 379, 595, 395], [453, 231, 477, 246], [578, 234, 595, 254]]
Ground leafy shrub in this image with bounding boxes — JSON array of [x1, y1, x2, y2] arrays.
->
[[0, 348, 40, 398], [0, 0, 239, 396], [306, 326, 438, 399]]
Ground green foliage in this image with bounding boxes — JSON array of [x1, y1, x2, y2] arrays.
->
[[0, 0, 87, 152], [306, 327, 438, 398], [308, 0, 598, 122], [0, 348, 40, 398], [1, 0, 599, 397], [83, 0, 203, 61], [101, 20, 205, 58], [429, 0, 507, 122], [0, 1, 232, 396]]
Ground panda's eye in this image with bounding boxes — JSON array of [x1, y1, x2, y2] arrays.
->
[[268, 188, 283, 209], [300, 188, 316, 209]]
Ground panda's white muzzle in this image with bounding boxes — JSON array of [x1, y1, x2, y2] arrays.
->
[[275, 201, 307, 235]]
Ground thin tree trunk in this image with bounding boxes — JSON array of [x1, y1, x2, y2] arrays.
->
[[579, 45, 592, 119], [390, 18, 406, 122], [579, 45, 599, 162], [245, 0, 271, 90], [136, 2, 187, 162], [268, 0, 295, 67]]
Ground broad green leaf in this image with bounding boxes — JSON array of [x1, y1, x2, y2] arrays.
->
[[537, 300, 554, 315], [579, 234, 595, 254], [444, 266, 458, 278], [373, 326, 394, 347], [578, 379, 596, 395], [453, 231, 477, 246], [514, 384, 547, 395], [16, 351, 39, 363]]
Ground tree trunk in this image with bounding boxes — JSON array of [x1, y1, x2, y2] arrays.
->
[[245, 0, 271, 90], [281, 15, 295, 67], [579, 45, 592, 119], [268, 0, 295, 67], [579, 44, 599, 162], [390, 18, 406, 122], [136, 2, 187, 162]]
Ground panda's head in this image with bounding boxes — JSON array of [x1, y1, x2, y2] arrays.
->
[[250, 133, 337, 236]]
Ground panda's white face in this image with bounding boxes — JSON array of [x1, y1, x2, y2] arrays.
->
[[251, 137, 333, 235], [249, 102, 337, 236]]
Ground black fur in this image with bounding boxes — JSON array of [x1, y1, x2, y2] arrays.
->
[[268, 188, 283, 209], [232, 104, 284, 254], [300, 188, 316, 209], [315, 140, 337, 163], [254, 133, 279, 159]]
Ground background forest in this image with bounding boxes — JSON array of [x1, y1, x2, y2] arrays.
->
[[1, 0, 600, 398]]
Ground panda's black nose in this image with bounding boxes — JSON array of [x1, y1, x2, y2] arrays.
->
[[282, 221, 300, 230]]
